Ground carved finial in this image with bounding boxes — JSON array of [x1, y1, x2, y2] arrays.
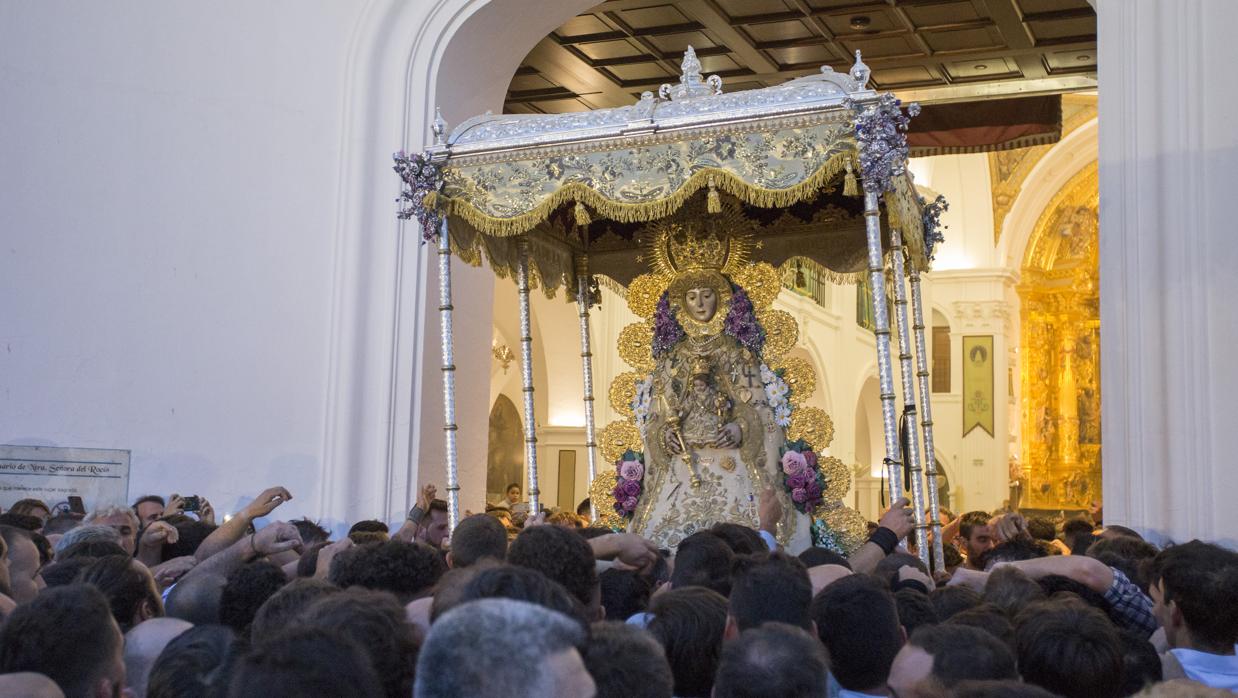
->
[[849, 50, 871, 89], [431, 107, 447, 145], [659, 45, 723, 101]]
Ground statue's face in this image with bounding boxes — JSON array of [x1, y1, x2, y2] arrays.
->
[[684, 287, 718, 323]]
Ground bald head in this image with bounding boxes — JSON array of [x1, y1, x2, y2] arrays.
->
[[166, 574, 225, 625], [125, 618, 193, 698], [0, 673, 64, 698]]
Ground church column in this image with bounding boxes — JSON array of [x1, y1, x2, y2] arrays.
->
[[1098, 0, 1238, 545]]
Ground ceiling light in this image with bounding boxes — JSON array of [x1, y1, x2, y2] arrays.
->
[[974, 64, 987, 70], [849, 15, 871, 30], [1077, 54, 1091, 61]]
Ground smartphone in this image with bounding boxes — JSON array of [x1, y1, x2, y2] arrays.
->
[[182, 496, 201, 512], [67, 496, 86, 515]]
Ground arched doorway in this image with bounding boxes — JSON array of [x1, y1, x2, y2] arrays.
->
[[1017, 162, 1100, 512], [487, 395, 524, 504]]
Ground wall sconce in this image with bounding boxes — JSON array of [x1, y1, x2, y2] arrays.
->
[[492, 342, 515, 374]]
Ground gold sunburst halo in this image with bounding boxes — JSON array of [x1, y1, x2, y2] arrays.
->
[[599, 421, 643, 463], [759, 309, 799, 362], [626, 273, 667, 319], [733, 262, 781, 310], [608, 371, 643, 419], [819, 456, 851, 501], [772, 356, 816, 405], [618, 322, 656, 371], [789, 406, 834, 449]]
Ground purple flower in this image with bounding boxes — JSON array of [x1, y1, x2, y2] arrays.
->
[[787, 470, 811, 489], [803, 450, 818, 468], [781, 450, 808, 475], [652, 293, 685, 357], [791, 487, 808, 504], [620, 479, 641, 498], [723, 287, 765, 354], [622, 496, 639, 511], [619, 460, 644, 481]]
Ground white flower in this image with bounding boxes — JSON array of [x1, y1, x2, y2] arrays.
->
[[632, 375, 654, 438]]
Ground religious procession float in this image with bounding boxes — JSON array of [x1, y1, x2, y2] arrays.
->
[[394, 48, 950, 570]]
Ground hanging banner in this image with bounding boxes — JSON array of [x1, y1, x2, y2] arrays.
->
[[0, 445, 131, 512], [963, 336, 994, 437]]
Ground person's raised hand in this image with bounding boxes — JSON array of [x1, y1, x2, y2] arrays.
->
[[419, 484, 437, 510], [163, 494, 186, 519], [314, 537, 355, 578], [196, 498, 217, 526], [608, 532, 659, 571], [139, 521, 180, 550], [151, 556, 198, 588], [897, 564, 935, 591], [250, 521, 303, 557], [878, 497, 915, 541], [242, 487, 292, 521], [758, 487, 783, 535], [946, 566, 989, 592], [524, 511, 547, 528]]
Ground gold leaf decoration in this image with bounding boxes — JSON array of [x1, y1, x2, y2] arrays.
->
[[733, 262, 781, 310], [626, 274, 667, 319], [772, 356, 816, 405], [608, 371, 643, 419], [618, 322, 655, 371], [814, 504, 869, 554], [599, 421, 642, 463], [589, 470, 625, 530], [819, 456, 851, 501], [759, 309, 798, 362], [789, 406, 834, 449]]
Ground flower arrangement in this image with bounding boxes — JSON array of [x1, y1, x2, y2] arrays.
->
[[723, 286, 765, 354], [779, 440, 825, 513], [612, 450, 646, 518], [392, 150, 445, 242], [651, 293, 685, 357], [759, 364, 793, 428], [920, 194, 948, 262]]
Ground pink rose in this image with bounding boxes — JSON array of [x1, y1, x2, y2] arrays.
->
[[619, 460, 644, 481], [621, 479, 641, 498], [786, 470, 810, 489], [781, 450, 808, 475], [805, 481, 822, 499], [622, 496, 639, 511], [804, 450, 818, 468], [791, 487, 808, 503]]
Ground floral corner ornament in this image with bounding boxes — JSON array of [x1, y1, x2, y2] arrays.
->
[[612, 450, 646, 519], [779, 440, 825, 514], [920, 194, 948, 262], [759, 364, 792, 428], [393, 150, 445, 243], [845, 93, 920, 196]]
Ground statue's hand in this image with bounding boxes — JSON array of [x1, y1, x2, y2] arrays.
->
[[714, 422, 742, 448], [664, 425, 684, 454]]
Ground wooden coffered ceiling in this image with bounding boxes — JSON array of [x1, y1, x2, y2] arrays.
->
[[504, 0, 1096, 114]]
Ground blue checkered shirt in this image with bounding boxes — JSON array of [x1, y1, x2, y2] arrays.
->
[[1104, 567, 1158, 637]]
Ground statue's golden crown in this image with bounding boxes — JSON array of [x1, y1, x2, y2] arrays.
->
[[646, 196, 755, 278]]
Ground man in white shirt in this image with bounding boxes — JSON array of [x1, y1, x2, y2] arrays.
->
[[1148, 540, 1238, 691]]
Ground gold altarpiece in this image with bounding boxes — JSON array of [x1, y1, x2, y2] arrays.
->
[[1018, 163, 1100, 510]]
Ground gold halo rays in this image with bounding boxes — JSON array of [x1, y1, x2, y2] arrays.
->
[[626, 274, 666, 319], [759, 309, 798, 362], [771, 356, 816, 406], [618, 322, 655, 371], [788, 406, 834, 449], [608, 371, 643, 419], [819, 456, 851, 501], [599, 421, 642, 463], [733, 262, 781, 310]]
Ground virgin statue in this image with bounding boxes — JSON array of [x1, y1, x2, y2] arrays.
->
[[623, 217, 813, 551]]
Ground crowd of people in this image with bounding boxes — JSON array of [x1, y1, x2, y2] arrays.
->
[[0, 484, 1234, 697]]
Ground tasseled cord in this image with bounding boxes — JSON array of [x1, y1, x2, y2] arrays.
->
[[574, 201, 592, 226], [843, 158, 859, 197], [707, 175, 721, 214]]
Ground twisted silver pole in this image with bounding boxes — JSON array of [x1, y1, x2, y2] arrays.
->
[[437, 219, 460, 532], [515, 239, 540, 514], [575, 256, 598, 521], [890, 229, 930, 568], [862, 190, 904, 505], [909, 267, 945, 573]]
